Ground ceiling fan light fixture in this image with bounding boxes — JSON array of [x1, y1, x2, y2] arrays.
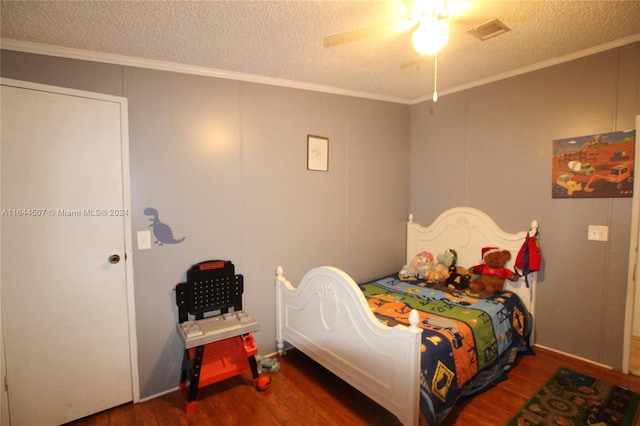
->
[[412, 18, 449, 55]]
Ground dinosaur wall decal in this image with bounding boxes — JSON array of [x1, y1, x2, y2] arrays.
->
[[143, 207, 186, 246]]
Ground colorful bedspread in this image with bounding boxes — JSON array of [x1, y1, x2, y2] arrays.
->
[[359, 275, 532, 425]]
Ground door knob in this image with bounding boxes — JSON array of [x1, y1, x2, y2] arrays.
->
[[109, 254, 121, 264]]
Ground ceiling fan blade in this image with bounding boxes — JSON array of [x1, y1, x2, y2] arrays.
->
[[400, 55, 430, 69], [400, 48, 431, 69], [323, 23, 401, 48]]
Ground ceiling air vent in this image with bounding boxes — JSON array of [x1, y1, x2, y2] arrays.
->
[[467, 18, 510, 41]]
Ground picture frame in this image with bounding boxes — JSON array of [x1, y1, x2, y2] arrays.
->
[[551, 130, 635, 198], [307, 135, 329, 171]]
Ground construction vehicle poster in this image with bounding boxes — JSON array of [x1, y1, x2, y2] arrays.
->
[[552, 130, 635, 198]]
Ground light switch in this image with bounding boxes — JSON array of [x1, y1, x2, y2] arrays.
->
[[137, 230, 152, 250], [588, 225, 609, 241]]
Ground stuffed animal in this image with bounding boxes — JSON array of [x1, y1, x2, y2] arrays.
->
[[399, 251, 434, 280], [446, 266, 471, 291], [256, 354, 280, 373], [424, 249, 457, 283], [424, 262, 450, 283], [468, 247, 519, 294], [437, 249, 457, 269]]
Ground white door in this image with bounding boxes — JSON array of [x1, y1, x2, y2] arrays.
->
[[1, 79, 138, 425]]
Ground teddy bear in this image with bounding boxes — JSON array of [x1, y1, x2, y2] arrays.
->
[[468, 247, 519, 294], [399, 251, 433, 280]]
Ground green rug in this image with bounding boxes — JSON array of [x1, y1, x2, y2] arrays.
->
[[508, 367, 640, 425]]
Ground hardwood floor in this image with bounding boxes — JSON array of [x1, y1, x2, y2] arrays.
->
[[66, 346, 640, 426], [442, 346, 640, 425]]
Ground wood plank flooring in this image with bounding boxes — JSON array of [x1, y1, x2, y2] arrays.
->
[[66, 346, 640, 426], [443, 345, 640, 425]]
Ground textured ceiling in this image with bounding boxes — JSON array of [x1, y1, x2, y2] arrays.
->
[[2, 0, 640, 104]]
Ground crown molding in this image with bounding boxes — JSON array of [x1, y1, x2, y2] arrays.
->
[[411, 33, 640, 105], [3, 35, 639, 106], [0, 38, 412, 105]]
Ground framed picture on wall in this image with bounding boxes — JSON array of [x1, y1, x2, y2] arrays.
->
[[307, 135, 329, 171], [552, 130, 635, 198]]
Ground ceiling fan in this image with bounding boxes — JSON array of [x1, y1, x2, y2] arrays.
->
[[323, 0, 453, 101], [322, 0, 509, 101], [323, 0, 452, 55]]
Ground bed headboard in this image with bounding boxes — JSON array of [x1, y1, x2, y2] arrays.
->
[[406, 207, 537, 318]]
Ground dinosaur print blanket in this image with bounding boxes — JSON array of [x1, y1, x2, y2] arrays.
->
[[359, 275, 532, 425]]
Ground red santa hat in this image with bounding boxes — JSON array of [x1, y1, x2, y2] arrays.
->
[[481, 247, 501, 259]]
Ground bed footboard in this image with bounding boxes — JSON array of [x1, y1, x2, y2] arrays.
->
[[275, 265, 422, 426]]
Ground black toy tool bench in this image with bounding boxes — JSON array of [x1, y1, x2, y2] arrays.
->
[[175, 260, 266, 413]]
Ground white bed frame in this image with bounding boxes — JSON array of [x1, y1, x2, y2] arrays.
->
[[275, 207, 538, 426]]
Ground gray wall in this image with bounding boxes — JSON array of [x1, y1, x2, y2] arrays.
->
[[409, 43, 640, 369], [2, 42, 639, 398], [1, 50, 409, 398]]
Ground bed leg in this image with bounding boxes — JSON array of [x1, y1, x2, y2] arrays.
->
[[275, 265, 288, 356]]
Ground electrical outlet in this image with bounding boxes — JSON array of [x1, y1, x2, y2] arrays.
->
[[588, 225, 609, 241], [137, 230, 152, 250]]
